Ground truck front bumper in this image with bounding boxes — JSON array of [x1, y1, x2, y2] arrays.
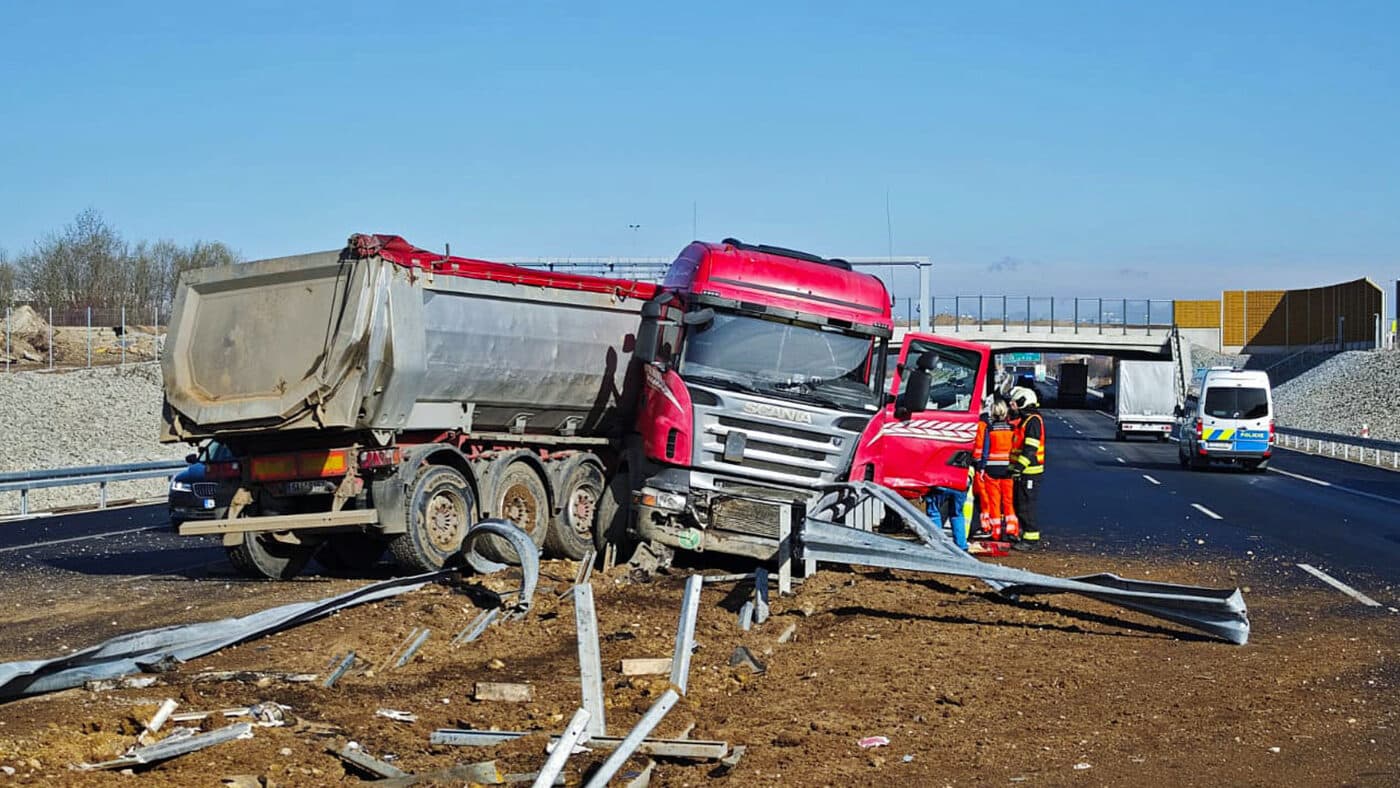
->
[[632, 468, 809, 561]]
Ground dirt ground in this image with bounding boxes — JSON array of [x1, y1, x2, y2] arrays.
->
[[0, 551, 1395, 786]]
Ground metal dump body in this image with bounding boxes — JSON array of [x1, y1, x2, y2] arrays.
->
[[162, 235, 658, 442]]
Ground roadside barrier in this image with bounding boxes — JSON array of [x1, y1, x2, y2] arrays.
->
[[0, 460, 185, 517], [1274, 426, 1400, 470]]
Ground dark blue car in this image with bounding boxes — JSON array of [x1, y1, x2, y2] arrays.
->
[[169, 441, 236, 526]]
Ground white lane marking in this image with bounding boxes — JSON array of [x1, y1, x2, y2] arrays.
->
[[1115, 457, 1125, 464], [1296, 563, 1382, 607], [1191, 503, 1223, 520], [1267, 467, 1400, 507], [1097, 446, 1107, 451], [0, 525, 167, 555], [1142, 474, 1161, 485], [1093, 410, 1115, 421]]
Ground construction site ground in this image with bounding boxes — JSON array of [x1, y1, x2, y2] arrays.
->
[[0, 545, 1394, 786]]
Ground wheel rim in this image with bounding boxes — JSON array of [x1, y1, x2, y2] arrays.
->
[[426, 488, 467, 551], [500, 482, 541, 532], [567, 484, 599, 538]]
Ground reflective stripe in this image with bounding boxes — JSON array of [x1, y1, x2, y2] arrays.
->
[[1020, 465, 1044, 475], [1024, 437, 1042, 447]]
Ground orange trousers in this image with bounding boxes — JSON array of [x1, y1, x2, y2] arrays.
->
[[975, 472, 1019, 539]]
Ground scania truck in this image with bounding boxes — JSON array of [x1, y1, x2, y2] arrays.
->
[[162, 234, 988, 578]]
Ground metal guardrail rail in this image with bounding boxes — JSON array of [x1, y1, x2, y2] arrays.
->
[[1274, 426, 1400, 469], [0, 460, 186, 516]]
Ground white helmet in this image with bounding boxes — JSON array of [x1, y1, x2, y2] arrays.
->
[[1009, 386, 1039, 409]]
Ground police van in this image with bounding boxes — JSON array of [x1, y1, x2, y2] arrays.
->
[[1176, 367, 1274, 472]]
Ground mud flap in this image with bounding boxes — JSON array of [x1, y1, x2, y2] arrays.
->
[[801, 483, 1250, 645]]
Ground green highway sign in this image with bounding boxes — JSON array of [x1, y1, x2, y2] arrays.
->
[[1001, 352, 1041, 363]]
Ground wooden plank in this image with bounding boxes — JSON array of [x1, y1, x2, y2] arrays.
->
[[620, 658, 672, 676], [474, 682, 535, 703]]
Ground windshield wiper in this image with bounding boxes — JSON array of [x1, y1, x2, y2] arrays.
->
[[683, 373, 765, 397]]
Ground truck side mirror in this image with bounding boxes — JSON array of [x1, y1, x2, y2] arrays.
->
[[185, 453, 199, 464], [681, 307, 714, 326], [1173, 405, 1184, 418], [634, 301, 662, 364]]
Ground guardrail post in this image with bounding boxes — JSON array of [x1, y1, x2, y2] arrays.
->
[[99, 481, 107, 509], [1026, 296, 1031, 332], [1074, 298, 1079, 334], [86, 307, 92, 368], [1098, 299, 1103, 335], [1050, 299, 1055, 333], [1002, 295, 1008, 332], [954, 296, 960, 333], [1123, 298, 1128, 335], [918, 263, 930, 333], [48, 307, 54, 369], [121, 305, 126, 367], [19, 489, 27, 516], [978, 295, 984, 329]]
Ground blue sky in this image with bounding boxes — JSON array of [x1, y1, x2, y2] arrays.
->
[[1, 1, 1396, 302]]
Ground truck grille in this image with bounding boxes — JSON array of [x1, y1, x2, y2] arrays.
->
[[693, 390, 861, 487]]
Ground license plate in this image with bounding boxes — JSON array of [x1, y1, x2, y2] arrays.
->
[[284, 481, 321, 495], [202, 499, 216, 509], [1205, 442, 1233, 451]]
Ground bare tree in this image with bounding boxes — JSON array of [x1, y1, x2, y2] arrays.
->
[[18, 209, 128, 308]]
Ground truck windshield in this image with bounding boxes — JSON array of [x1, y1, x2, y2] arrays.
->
[[1204, 387, 1269, 420], [680, 313, 879, 410]]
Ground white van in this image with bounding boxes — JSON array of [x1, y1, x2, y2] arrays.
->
[[1176, 367, 1274, 472]]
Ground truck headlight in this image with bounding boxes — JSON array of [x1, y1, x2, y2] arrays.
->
[[170, 480, 193, 493], [640, 489, 688, 512]]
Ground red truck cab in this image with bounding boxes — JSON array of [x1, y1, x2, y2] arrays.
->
[[623, 239, 989, 559]]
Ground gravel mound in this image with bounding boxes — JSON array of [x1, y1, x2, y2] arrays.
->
[[1271, 351, 1400, 441], [0, 363, 184, 514]]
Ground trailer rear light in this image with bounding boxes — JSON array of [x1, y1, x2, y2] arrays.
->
[[205, 461, 241, 480], [250, 449, 352, 482], [358, 447, 402, 469], [1195, 419, 1203, 440], [1268, 419, 1276, 444]]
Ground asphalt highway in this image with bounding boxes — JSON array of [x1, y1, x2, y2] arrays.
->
[[1040, 406, 1400, 598]]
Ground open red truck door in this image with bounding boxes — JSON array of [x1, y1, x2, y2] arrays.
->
[[852, 332, 991, 498]]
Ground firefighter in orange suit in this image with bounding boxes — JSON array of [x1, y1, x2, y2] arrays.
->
[[1008, 385, 1045, 545], [972, 397, 1019, 540]]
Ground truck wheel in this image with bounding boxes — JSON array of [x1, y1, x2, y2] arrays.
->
[[477, 461, 550, 564], [593, 470, 638, 564], [390, 464, 475, 573], [227, 531, 315, 580], [317, 533, 387, 572], [1115, 430, 1125, 442], [545, 459, 604, 560]]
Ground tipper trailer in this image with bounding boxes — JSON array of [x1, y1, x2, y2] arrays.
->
[[163, 234, 988, 578]]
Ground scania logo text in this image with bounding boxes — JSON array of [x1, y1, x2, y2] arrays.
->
[[742, 401, 814, 424]]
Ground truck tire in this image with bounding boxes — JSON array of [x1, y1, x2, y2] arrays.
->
[[390, 464, 475, 573], [317, 533, 387, 573], [476, 461, 550, 564], [593, 470, 638, 564], [227, 531, 315, 580], [1114, 430, 1125, 442], [545, 458, 604, 560]]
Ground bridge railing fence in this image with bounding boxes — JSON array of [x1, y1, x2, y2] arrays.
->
[[930, 297, 1176, 335]]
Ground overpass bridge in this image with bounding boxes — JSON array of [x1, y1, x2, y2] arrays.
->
[[892, 324, 1172, 358]]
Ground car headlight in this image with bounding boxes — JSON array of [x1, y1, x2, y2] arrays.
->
[[170, 480, 193, 493]]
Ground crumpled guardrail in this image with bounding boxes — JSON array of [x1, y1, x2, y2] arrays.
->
[[803, 482, 1250, 645], [0, 570, 451, 701]]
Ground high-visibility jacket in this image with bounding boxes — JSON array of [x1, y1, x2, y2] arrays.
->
[[982, 420, 1016, 478], [1012, 410, 1046, 475]]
